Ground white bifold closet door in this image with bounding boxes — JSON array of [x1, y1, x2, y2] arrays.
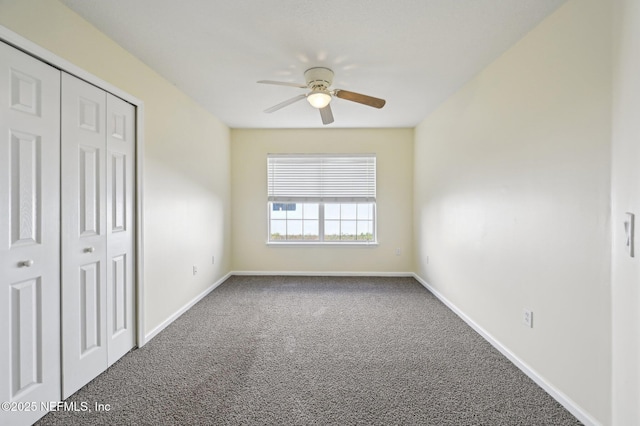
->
[[61, 72, 135, 399], [0, 41, 61, 426]]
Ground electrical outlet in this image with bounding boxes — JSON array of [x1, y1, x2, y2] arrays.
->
[[523, 309, 533, 328], [193, 266, 198, 276], [426, 256, 429, 264], [395, 248, 401, 256], [212, 256, 215, 265]]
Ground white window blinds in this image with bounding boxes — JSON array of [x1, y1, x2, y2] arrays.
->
[[267, 154, 376, 202]]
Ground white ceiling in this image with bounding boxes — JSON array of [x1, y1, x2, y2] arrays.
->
[[60, 0, 567, 129]]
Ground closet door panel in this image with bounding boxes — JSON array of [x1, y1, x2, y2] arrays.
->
[[61, 72, 108, 399], [0, 40, 61, 426], [105, 94, 135, 364]]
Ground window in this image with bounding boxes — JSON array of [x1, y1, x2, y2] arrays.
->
[[267, 154, 376, 244]]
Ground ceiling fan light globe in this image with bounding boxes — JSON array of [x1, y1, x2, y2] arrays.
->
[[307, 91, 332, 109]]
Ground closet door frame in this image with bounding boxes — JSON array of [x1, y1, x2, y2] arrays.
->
[[0, 25, 147, 348]]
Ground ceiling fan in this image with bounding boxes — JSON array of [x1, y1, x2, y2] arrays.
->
[[258, 67, 386, 125]]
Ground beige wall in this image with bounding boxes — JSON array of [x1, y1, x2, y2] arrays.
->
[[231, 128, 413, 273], [413, 0, 611, 424], [611, 0, 640, 424], [0, 0, 232, 336]]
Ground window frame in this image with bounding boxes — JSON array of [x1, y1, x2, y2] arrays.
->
[[266, 153, 377, 245], [267, 201, 377, 245]]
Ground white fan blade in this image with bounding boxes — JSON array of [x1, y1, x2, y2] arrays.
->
[[258, 80, 307, 89], [264, 94, 307, 113], [320, 104, 334, 125]]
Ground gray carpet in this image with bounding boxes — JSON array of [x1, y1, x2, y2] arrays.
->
[[37, 276, 581, 425]]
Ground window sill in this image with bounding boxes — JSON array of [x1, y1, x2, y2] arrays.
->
[[266, 241, 379, 247]]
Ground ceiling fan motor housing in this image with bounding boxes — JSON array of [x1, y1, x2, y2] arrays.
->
[[304, 67, 334, 90]]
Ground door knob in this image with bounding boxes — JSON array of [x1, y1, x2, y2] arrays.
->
[[19, 259, 34, 267], [84, 246, 95, 253]]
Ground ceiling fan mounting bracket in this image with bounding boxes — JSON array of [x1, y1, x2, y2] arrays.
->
[[304, 67, 334, 90]]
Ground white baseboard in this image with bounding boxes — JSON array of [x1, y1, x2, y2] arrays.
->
[[411, 273, 600, 426], [144, 272, 232, 342], [230, 270, 415, 277]]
